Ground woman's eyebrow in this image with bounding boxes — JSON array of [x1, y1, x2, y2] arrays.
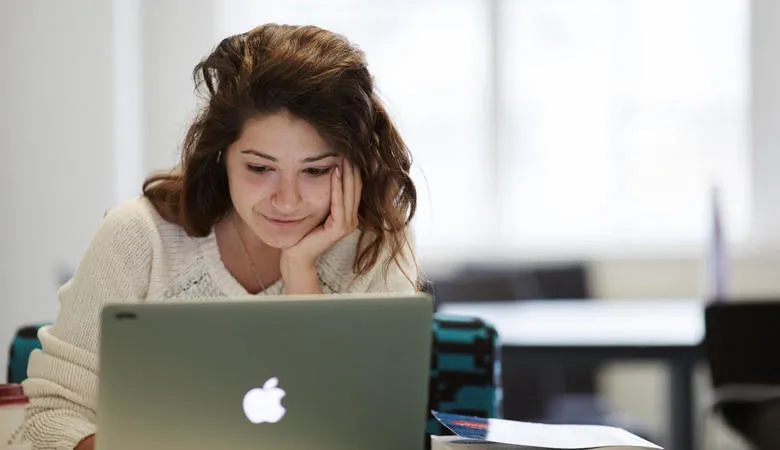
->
[[301, 152, 338, 163], [240, 149, 338, 163]]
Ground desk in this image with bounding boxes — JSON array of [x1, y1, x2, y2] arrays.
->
[[438, 299, 706, 450]]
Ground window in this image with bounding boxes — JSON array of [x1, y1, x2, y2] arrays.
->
[[216, 0, 750, 261], [498, 0, 750, 255]]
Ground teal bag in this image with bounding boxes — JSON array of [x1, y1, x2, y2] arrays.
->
[[7, 323, 48, 384], [426, 313, 502, 444]]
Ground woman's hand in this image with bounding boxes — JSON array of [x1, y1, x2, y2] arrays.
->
[[280, 159, 362, 294], [75, 434, 95, 450]]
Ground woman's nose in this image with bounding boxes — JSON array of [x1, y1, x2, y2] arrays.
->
[[271, 176, 301, 212]]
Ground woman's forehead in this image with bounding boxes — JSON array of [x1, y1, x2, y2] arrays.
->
[[234, 112, 337, 161]]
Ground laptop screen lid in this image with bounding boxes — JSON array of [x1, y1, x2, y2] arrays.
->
[[96, 293, 434, 450]]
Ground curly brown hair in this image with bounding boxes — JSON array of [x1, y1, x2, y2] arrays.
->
[[143, 23, 418, 285]]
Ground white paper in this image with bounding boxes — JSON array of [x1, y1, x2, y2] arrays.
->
[[433, 412, 662, 450], [482, 419, 660, 449]]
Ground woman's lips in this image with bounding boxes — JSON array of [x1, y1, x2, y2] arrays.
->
[[264, 215, 305, 227]]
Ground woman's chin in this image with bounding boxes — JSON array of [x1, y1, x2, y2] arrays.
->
[[260, 236, 304, 250], [254, 217, 325, 250], [256, 229, 313, 250]]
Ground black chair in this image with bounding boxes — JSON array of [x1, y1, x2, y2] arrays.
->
[[705, 301, 780, 449]]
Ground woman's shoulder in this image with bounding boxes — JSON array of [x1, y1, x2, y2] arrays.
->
[[96, 196, 195, 253], [100, 196, 177, 236]]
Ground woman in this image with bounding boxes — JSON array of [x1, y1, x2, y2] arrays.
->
[[20, 23, 419, 450]]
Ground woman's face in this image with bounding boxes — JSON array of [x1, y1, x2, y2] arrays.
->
[[224, 110, 341, 249]]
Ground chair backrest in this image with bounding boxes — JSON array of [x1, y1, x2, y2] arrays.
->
[[429, 263, 591, 306], [705, 301, 780, 449], [705, 302, 780, 389], [459, 263, 591, 300], [427, 275, 518, 304]]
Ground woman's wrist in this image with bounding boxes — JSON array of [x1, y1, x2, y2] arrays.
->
[[281, 260, 321, 295]]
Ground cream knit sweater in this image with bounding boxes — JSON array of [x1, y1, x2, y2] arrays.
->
[[19, 196, 417, 450]]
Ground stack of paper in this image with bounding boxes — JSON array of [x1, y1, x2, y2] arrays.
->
[[430, 411, 662, 450]]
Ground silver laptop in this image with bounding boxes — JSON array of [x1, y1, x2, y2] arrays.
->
[[95, 293, 434, 450]]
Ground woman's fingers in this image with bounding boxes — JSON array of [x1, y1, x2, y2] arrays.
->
[[330, 163, 345, 231]]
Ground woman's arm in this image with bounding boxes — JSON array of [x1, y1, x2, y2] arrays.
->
[[21, 201, 154, 450]]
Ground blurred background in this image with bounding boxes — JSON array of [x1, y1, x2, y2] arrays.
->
[[2, 0, 780, 448]]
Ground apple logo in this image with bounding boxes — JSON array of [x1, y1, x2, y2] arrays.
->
[[242, 377, 287, 424]]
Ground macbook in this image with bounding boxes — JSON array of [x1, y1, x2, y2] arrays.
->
[[95, 293, 434, 450]]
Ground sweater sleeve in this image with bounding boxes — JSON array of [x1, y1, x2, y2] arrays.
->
[[20, 201, 154, 450], [364, 229, 419, 294]]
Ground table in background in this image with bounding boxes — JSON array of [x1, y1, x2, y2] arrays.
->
[[438, 299, 706, 450]]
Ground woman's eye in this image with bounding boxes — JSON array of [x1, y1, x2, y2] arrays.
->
[[305, 167, 333, 177], [247, 165, 269, 173]]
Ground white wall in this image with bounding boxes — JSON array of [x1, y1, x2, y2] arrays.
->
[[750, 0, 780, 254], [0, 1, 118, 371], [0, 0, 215, 373], [141, 0, 215, 174]]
